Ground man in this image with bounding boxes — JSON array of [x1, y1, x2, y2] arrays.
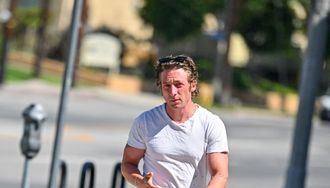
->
[[121, 55, 229, 188]]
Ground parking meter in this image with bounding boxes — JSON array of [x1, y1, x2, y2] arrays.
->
[[20, 103, 46, 159]]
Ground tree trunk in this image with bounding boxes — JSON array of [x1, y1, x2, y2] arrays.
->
[[213, 0, 241, 105], [0, 0, 16, 85], [33, 0, 51, 78]]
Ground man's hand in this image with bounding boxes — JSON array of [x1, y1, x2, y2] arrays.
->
[[121, 145, 161, 188], [142, 172, 160, 188]]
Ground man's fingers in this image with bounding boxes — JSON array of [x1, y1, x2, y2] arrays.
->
[[144, 172, 153, 181], [144, 172, 160, 187], [146, 172, 153, 177]]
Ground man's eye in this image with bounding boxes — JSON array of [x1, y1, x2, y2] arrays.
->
[[175, 83, 183, 88]]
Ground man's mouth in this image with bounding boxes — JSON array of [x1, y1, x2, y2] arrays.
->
[[171, 99, 180, 103]]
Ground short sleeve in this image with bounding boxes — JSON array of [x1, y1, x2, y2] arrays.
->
[[206, 116, 229, 153], [127, 116, 146, 149]]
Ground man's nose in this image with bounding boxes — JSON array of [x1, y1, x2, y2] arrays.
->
[[169, 85, 178, 96]]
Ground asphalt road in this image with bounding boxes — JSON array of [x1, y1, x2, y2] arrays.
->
[[0, 80, 329, 188]]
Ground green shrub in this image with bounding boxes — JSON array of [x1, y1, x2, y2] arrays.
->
[[196, 59, 213, 83], [6, 63, 33, 81], [258, 79, 296, 94], [6, 63, 61, 84], [233, 68, 254, 90]]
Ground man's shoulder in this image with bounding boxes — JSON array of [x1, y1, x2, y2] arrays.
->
[[196, 106, 224, 126], [197, 105, 219, 118], [136, 103, 164, 119]]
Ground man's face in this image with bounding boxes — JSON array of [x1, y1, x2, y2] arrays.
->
[[160, 68, 197, 110]]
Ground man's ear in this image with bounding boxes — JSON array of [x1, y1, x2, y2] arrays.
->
[[190, 80, 197, 92]]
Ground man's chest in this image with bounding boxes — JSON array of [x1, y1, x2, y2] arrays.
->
[[145, 125, 206, 162]]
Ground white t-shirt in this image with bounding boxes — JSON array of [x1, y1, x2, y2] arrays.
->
[[127, 103, 228, 188]]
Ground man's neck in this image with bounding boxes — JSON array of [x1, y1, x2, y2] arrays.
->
[[165, 102, 197, 124]]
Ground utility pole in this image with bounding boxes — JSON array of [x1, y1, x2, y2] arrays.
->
[[47, 0, 84, 187], [33, 0, 51, 78], [285, 1, 330, 188], [0, 0, 16, 85]]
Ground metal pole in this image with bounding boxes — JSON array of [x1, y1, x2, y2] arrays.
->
[[72, 0, 88, 87], [79, 162, 95, 188], [111, 162, 126, 188], [59, 160, 68, 188], [47, 0, 84, 187], [21, 159, 31, 188], [284, 1, 330, 188]]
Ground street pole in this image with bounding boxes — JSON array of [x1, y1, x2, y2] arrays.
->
[[47, 0, 84, 187], [72, 0, 88, 87], [284, 1, 330, 188], [0, 0, 16, 85], [21, 159, 31, 188]]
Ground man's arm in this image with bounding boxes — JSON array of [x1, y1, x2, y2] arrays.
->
[[207, 152, 229, 188], [121, 144, 145, 186], [121, 144, 159, 188]]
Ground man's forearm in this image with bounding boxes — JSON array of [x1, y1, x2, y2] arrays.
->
[[207, 174, 228, 188], [121, 162, 145, 187]]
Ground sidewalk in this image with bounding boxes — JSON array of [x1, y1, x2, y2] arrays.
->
[[1, 79, 164, 107], [1, 79, 293, 122]]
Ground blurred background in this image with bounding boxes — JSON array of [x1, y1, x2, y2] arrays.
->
[[0, 0, 329, 109], [0, 0, 329, 188]]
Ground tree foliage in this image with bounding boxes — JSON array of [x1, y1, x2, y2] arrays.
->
[[236, 0, 296, 52], [16, 7, 41, 29], [139, 0, 224, 42], [140, 0, 309, 53]]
